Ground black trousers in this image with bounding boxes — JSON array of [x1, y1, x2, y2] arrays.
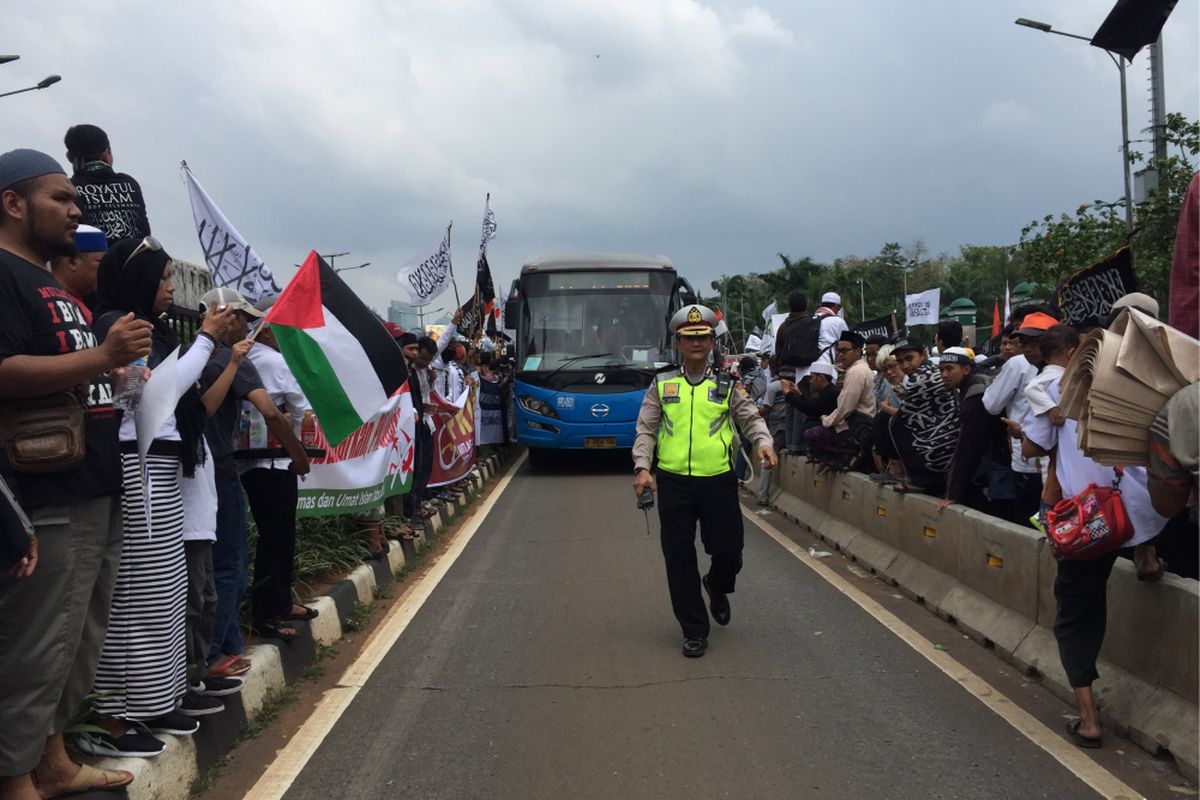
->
[[1053, 550, 1119, 688], [240, 468, 299, 625], [656, 469, 744, 639], [404, 424, 434, 518]]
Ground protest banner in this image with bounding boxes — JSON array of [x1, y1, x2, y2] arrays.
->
[[477, 380, 504, 445], [905, 288, 941, 326], [183, 163, 281, 303], [396, 225, 453, 306], [428, 387, 477, 487], [1055, 246, 1137, 329], [295, 386, 415, 517], [852, 313, 896, 339]]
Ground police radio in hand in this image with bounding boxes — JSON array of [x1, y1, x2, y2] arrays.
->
[[637, 486, 654, 510]]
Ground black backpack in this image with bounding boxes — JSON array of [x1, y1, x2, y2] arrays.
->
[[778, 314, 822, 368]]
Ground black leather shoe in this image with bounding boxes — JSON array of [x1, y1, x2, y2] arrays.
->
[[703, 574, 731, 626], [682, 637, 707, 658]]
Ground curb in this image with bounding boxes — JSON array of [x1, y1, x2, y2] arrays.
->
[[85, 446, 521, 800]]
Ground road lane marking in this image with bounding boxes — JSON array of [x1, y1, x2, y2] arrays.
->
[[244, 453, 527, 800], [745, 511, 1145, 800]]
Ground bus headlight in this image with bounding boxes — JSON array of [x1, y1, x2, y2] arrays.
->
[[519, 396, 559, 418]]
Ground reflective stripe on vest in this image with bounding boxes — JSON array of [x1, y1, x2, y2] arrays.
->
[[656, 375, 734, 476]]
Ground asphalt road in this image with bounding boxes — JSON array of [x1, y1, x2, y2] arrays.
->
[[278, 454, 1107, 800]]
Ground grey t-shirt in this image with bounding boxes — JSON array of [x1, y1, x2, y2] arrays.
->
[[200, 344, 264, 481]]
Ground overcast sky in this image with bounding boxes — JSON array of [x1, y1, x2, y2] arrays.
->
[[3, 1, 1197, 311]]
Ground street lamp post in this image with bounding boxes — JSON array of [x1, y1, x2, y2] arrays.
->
[[417, 306, 445, 333], [0, 74, 61, 99], [1015, 18, 1135, 255]]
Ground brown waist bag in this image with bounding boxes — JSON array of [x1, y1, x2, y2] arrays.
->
[[0, 390, 87, 474]]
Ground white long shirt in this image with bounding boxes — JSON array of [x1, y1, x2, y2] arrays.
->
[[982, 354, 1039, 474]]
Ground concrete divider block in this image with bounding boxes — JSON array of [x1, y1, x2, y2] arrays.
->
[[855, 476, 904, 550], [1010, 625, 1071, 694], [840, 528, 899, 576], [307, 596, 343, 646], [346, 564, 378, 606], [97, 734, 197, 800], [936, 585, 1036, 659], [772, 492, 828, 533], [954, 510, 1043, 622], [1099, 560, 1165, 695], [881, 552, 958, 609], [895, 492, 960, 578], [239, 643, 286, 718], [814, 515, 861, 553], [387, 535, 406, 574], [1035, 543, 1058, 629], [1126, 687, 1200, 782], [1154, 575, 1200, 704]]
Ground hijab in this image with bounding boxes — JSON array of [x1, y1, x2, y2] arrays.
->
[[94, 238, 207, 477]]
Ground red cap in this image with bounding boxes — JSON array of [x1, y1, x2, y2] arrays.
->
[[383, 321, 405, 338]]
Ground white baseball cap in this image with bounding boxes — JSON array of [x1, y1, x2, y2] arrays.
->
[[200, 286, 264, 317], [820, 292, 842, 305]]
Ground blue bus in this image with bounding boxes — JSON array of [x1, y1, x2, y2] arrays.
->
[[503, 254, 697, 467]]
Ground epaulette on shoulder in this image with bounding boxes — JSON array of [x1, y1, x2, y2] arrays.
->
[[655, 365, 680, 382]]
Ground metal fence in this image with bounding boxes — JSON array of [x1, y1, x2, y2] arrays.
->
[[165, 305, 203, 345]]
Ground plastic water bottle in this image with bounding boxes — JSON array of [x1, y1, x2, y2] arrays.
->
[[248, 408, 268, 449], [113, 356, 148, 412]]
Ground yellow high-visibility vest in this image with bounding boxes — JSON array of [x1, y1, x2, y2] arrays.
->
[[656, 372, 734, 477]]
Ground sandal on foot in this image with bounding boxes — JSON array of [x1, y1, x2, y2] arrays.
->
[[208, 654, 252, 677], [1065, 719, 1102, 749], [286, 604, 319, 621], [1137, 558, 1166, 582], [254, 619, 298, 641], [46, 763, 134, 799]]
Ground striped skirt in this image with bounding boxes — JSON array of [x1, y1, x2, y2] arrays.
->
[[92, 453, 188, 720]]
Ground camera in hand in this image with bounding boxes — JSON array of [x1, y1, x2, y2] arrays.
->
[[637, 486, 654, 510]]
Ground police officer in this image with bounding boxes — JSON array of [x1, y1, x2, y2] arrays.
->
[[633, 305, 777, 658]]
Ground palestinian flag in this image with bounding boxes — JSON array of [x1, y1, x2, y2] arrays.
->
[[265, 251, 408, 446]]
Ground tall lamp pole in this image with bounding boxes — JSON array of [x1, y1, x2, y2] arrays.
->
[[0, 74, 61, 99], [1015, 18, 1135, 258]]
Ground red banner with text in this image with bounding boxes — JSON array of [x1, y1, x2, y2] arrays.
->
[[427, 387, 477, 487]]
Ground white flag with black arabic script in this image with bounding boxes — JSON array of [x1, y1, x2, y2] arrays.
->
[[183, 164, 281, 303], [905, 287, 941, 326], [396, 226, 453, 306]]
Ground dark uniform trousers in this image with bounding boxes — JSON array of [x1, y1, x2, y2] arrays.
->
[[656, 468, 744, 639]]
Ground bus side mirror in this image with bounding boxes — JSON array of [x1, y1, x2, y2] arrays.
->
[[504, 298, 519, 328]]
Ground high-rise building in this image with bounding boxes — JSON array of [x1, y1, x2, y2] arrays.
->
[[387, 300, 420, 331]]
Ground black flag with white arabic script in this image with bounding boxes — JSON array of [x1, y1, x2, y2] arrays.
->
[[1054, 246, 1138, 329]]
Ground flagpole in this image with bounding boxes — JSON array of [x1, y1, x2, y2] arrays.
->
[[445, 221, 461, 307]]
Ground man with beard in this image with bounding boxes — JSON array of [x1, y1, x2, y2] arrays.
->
[[0, 148, 152, 800]]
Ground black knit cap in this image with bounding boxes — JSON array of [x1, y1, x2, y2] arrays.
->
[[839, 330, 865, 350], [64, 124, 110, 159]]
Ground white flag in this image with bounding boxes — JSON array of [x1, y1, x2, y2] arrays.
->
[[745, 334, 763, 352], [396, 226, 453, 306], [184, 165, 280, 303], [761, 301, 777, 324], [481, 197, 497, 249], [905, 288, 941, 326]]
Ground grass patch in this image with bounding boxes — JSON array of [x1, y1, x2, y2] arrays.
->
[[345, 600, 374, 632], [239, 685, 300, 741]]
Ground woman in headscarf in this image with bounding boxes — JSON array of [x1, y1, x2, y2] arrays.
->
[[77, 237, 232, 759]]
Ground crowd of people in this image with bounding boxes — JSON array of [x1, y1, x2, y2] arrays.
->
[[727, 283, 1197, 749], [0, 128, 513, 800]]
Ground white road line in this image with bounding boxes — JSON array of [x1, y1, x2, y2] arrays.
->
[[244, 454, 527, 800], [745, 511, 1145, 800]]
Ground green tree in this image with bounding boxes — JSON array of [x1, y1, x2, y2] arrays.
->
[[1014, 112, 1198, 303]]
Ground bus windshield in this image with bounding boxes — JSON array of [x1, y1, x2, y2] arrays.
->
[[519, 270, 675, 371]]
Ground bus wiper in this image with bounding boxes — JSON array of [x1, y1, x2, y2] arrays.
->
[[543, 352, 613, 381]]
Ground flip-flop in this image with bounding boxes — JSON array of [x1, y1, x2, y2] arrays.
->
[[208, 654, 252, 678], [254, 619, 298, 641], [46, 762, 134, 799], [286, 604, 319, 621], [1065, 719, 1102, 749], [1137, 558, 1166, 582]]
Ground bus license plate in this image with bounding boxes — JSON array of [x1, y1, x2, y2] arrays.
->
[[585, 437, 616, 449]]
